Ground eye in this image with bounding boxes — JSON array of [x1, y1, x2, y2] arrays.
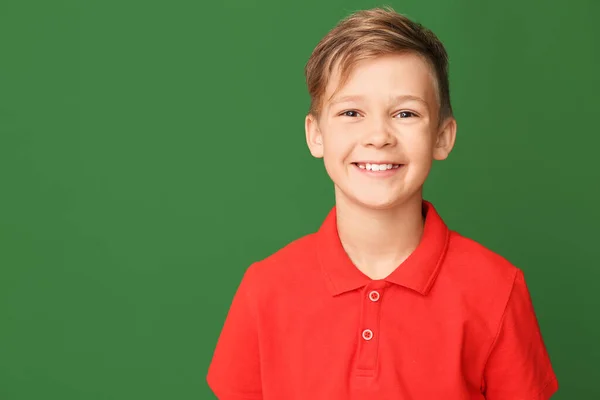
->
[[340, 110, 361, 118], [396, 111, 418, 118]]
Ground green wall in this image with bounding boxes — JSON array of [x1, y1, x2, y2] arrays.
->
[[1, 0, 598, 398]]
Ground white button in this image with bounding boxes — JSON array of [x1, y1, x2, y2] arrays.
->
[[369, 290, 380, 302], [362, 329, 373, 341]]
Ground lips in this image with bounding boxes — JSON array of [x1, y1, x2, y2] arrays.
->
[[352, 162, 403, 172]]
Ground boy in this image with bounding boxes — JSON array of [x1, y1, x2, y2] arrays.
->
[[207, 6, 558, 400]]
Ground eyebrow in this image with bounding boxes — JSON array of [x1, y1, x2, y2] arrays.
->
[[329, 94, 429, 107]]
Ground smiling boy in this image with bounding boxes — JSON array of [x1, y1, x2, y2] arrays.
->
[[207, 7, 558, 400]]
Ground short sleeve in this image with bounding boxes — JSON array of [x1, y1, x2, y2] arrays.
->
[[207, 266, 263, 400], [482, 269, 558, 399]]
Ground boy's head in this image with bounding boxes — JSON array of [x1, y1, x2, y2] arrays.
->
[[304, 7, 457, 210]]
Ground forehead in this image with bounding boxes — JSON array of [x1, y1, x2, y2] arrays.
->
[[324, 53, 438, 107]]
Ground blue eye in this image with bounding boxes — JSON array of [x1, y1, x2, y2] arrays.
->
[[398, 111, 417, 118], [341, 110, 360, 117], [339, 110, 418, 118]]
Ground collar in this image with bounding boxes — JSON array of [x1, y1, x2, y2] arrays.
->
[[315, 200, 450, 296]]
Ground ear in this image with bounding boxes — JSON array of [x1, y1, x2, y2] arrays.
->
[[305, 113, 324, 158], [433, 117, 457, 161]]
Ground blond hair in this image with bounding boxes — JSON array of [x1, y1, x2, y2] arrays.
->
[[304, 6, 452, 123]]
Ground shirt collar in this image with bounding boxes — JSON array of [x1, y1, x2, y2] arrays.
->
[[315, 200, 450, 296]]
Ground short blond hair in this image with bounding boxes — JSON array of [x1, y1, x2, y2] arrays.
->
[[304, 6, 452, 123]]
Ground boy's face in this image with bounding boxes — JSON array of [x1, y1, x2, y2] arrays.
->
[[305, 52, 456, 210]]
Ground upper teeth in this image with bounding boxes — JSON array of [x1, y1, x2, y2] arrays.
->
[[357, 163, 400, 171]]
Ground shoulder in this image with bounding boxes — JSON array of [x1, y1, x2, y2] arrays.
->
[[444, 230, 520, 288], [240, 231, 321, 293], [438, 231, 524, 331]]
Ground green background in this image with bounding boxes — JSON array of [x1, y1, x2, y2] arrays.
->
[[1, 0, 598, 398]]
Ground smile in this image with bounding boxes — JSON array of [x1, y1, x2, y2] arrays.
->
[[351, 162, 404, 177], [353, 162, 401, 171]]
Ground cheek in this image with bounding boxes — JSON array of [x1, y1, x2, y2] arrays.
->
[[403, 132, 435, 160], [323, 132, 353, 160]]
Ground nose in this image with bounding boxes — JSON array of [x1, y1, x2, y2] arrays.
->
[[362, 115, 397, 148]]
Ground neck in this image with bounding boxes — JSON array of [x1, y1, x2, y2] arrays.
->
[[335, 192, 425, 280]]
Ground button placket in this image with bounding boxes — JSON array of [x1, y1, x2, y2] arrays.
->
[[355, 283, 387, 374]]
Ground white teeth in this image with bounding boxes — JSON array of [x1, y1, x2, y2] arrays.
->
[[357, 163, 400, 171]]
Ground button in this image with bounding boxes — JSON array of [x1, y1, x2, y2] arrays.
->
[[362, 329, 373, 341], [368, 290, 380, 302]]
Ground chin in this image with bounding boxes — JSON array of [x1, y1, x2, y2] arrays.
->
[[360, 203, 399, 211], [350, 194, 404, 210], [333, 182, 422, 210], [338, 185, 424, 210]]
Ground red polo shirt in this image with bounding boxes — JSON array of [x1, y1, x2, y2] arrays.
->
[[207, 201, 558, 399]]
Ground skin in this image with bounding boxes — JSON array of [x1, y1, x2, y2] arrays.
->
[[305, 52, 457, 279]]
